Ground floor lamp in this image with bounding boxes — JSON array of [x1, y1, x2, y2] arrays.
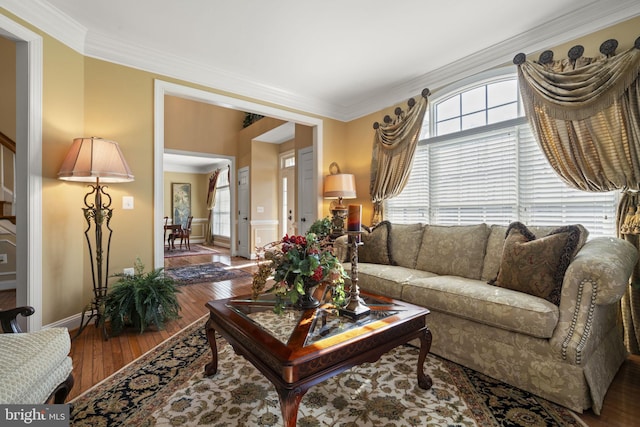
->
[[58, 137, 134, 339]]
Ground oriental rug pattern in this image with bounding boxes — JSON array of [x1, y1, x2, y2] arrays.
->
[[165, 262, 250, 286], [70, 317, 585, 427], [164, 244, 220, 258]]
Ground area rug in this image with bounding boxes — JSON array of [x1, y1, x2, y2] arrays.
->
[[164, 244, 220, 258], [70, 317, 585, 427], [165, 262, 251, 285]]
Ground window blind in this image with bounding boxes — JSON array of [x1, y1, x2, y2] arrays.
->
[[386, 122, 617, 237]]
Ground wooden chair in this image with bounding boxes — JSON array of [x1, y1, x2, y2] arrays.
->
[[178, 216, 193, 250], [0, 306, 74, 404]]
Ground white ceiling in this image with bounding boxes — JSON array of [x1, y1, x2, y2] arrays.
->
[[5, 0, 640, 122], [163, 152, 229, 174]]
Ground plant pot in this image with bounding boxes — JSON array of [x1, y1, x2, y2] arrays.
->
[[297, 285, 320, 309], [288, 277, 320, 309]]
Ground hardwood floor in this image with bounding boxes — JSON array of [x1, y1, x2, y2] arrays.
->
[[67, 247, 639, 426]]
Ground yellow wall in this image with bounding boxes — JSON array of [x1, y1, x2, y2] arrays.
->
[[1, 7, 639, 324], [42, 36, 86, 322], [163, 171, 210, 221], [164, 95, 245, 155], [0, 36, 16, 140]]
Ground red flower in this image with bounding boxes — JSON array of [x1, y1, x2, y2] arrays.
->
[[312, 266, 323, 282]]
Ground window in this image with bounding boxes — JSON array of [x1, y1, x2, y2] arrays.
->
[[213, 170, 231, 238], [386, 74, 617, 237]]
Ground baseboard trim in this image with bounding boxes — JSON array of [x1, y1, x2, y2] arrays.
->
[[0, 280, 16, 291], [45, 311, 82, 332]]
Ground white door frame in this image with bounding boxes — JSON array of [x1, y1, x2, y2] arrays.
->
[[237, 166, 250, 258], [153, 80, 323, 270], [0, 16, 43, 331]]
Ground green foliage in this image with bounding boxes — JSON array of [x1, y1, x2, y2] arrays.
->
[[252, 233, 348, 314], [308, 217, 332, 240], [102, 258, 181, 335]]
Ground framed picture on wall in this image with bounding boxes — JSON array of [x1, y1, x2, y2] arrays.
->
[[172, 183, 191, 227]]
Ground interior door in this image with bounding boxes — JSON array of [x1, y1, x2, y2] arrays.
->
[[298, 147, 315, 235], [237, 167, 250, 258], [280, 152, 296, 237]]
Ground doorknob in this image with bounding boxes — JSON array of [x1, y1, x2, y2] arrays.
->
[[243, 217, 248, 220], [301, 218, 306, 222]]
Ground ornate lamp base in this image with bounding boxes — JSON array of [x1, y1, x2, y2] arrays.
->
[[338, 231, 370, 320]]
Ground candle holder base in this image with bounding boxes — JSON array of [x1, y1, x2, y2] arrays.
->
[[338, 297, 370, 320]]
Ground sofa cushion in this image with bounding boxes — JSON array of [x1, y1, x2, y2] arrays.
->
[[358, 221, 393, 265], [389, 223, 425, 269], [481, 224, 589, 282], [0, 327, 72, 404], [344, 262, 438, 300], [481, 224, 508, 281], [490, 222, 586, 306], [415, 224, 490, 280], [401, 276, 559, 338]]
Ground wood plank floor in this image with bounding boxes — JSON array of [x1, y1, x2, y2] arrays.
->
[[67, 247, 639, 426]]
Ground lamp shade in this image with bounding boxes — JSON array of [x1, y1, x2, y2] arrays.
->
[[58, 137, 134, 183], [323, 173, 356, 199]]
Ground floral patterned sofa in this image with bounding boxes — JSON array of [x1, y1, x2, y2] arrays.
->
[[334, 221, 637, 415]]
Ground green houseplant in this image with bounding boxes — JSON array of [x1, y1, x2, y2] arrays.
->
[[102, 258, 181, 335], [308, 217, 332, 240], [252, 232, 348, 313]]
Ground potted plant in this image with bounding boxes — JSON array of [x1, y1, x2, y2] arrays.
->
[[252, 232, 348, 313], [102, 258, 181, 335], [308, 217, 332, 240]]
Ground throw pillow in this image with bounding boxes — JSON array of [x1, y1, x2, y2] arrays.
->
[[415, 224, 490, 280], [357, 221, 393, 265], [489, 221, 584, 306], [389, 223, 424, 268]]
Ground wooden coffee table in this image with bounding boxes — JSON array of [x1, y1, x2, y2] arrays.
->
[[204, 288, 432, 427]]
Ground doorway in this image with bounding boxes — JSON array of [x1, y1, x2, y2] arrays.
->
[[153, 80, 324, 270], [0, 16, 43, 330]]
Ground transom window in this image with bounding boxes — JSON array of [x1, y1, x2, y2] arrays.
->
[[386, 73, 617, 237]]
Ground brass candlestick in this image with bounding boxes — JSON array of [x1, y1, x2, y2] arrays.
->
[[339, 231, 370, 319]]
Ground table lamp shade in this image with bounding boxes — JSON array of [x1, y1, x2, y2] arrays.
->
[[323, 173, 356, 199], [58, 137, 134, 183]]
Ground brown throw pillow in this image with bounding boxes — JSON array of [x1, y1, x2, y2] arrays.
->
[[489, 222, 583, 306], [357, 221, 393, 265]]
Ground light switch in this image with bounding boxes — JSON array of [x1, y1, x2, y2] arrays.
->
[[122, 196, 134, 209], [257, 206, 264, 213]]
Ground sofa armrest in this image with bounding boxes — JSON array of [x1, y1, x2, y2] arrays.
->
[[0, 306, 35, 333], [564, 237, 637, 305], [551, 237, 637, 364]]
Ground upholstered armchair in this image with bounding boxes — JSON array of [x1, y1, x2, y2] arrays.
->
[[0, 306, 74, 404]]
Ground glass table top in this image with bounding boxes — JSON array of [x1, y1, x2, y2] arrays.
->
[[225, 289, 409, 347]]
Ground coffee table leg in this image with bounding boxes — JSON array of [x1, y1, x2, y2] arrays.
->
[[204, 317, 218, 376], [417, 327, 433, 390], [275, 385, 306, 427]]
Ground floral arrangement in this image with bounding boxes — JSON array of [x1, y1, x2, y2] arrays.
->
[[252, 232, 348, 313]]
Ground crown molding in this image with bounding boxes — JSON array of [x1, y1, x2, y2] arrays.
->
[[84, 30, 337, 119], [4, 0, 640, 122], [2, 0, 86, 53], [340, 0, 640, 121]]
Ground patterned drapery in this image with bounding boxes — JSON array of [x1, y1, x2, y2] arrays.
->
[[370, 94, 428, 225], [517, 42, 640, 353]]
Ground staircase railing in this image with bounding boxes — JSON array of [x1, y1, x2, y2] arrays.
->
[[0, 131, 16, 224]]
